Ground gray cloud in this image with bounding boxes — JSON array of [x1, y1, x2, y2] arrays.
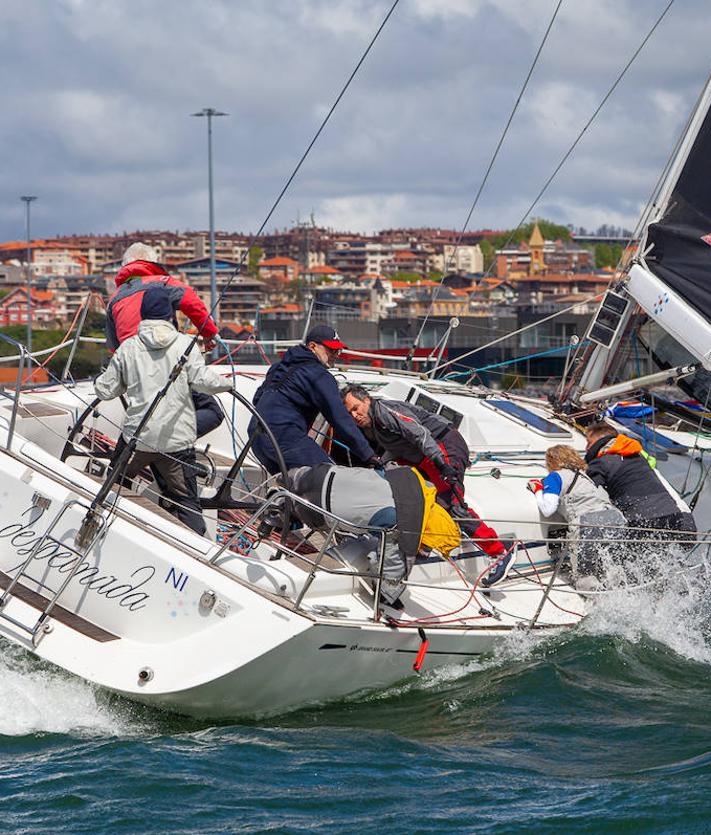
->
[[1, 0, 710, 242]]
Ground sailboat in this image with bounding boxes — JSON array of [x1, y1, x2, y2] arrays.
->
[[0, 66, 710, 717]]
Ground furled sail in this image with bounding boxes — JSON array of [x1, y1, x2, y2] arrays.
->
[[644, 88, 711, 324], [576, 75, 711, 396]]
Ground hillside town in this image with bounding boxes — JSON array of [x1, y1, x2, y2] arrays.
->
[[0, 220, 630, 384]]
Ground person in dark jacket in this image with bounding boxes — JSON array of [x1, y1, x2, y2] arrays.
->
[[341, 384, 507, 563], [249, 325, 377, 474], [585, 421, 696, 541], [106, 242, 223, 439]]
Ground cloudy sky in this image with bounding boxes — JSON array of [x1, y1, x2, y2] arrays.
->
[[1, 0, 709, 241]]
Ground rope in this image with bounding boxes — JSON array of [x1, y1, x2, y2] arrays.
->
[[444, 340, 588, 378], [436, 293, 603, 373]]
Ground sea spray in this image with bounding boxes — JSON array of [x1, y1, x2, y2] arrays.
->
[[0, 640, 136, 737]]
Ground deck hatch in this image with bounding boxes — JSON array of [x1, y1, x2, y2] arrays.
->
[[483, 399, 571, 438]]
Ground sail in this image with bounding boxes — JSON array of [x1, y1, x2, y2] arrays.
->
[[643, 75, 711, 326]]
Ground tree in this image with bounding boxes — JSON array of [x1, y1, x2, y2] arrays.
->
[[593, 243, 625, 268], [486, 217, 572, 251], [479, 240, 495, 271], [247, 245, 264, 277]]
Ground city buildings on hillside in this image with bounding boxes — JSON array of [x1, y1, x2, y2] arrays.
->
[[0, 223, 611, 350], [495, 223, 593, 278], [0, 287, 58, 326]]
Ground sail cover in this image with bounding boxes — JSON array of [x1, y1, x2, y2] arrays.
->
[[645, 100, 711, 326]]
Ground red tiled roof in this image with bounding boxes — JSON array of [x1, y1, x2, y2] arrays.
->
[[307, 265, 342, 274], [261, 304, 302, 313], [259, 257, 300, 267], [514, 273, 609, 284]]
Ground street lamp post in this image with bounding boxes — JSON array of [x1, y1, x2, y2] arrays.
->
[[191, 108, 227, 326], [20, 196, 37, 355]]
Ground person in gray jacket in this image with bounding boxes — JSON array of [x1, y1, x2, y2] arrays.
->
[[528, 444, 626, 585], [287, 463, 460, 607], [95, 286, 233, 535], [341, 385, 460, 494]]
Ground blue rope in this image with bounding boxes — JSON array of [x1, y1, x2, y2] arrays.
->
[[444, 340, 589, 379]]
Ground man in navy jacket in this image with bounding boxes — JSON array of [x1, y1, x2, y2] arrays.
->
[[249, 325, 377, 474]]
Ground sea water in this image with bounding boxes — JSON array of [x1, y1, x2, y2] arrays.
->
[[2, 552, 711, 833]]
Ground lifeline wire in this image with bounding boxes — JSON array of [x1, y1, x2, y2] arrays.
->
[[411, 0, 564, 359]]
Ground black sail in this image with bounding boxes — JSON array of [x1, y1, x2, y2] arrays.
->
[[645, 99, 711, 325]]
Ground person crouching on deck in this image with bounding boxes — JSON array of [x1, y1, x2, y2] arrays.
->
[[528, 445, 626, 587], [341, 384, 512, 585], [287, 463, 461, 609], [584, 421, 696, 544]]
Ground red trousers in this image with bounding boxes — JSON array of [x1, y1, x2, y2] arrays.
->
[[415, 431, 505, 558]]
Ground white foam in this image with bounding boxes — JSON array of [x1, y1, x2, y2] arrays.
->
[[581, 547, 711, 665], [0, 641, 134, 737]]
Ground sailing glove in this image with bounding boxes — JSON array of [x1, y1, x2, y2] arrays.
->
[[439, 462, 460, 485], [527, 479, 543, 494]]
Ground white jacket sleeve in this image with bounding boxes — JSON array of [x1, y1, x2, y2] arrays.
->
[[536, 491, 561, 517], [185, 351, 234, 394], [94, 353, 126, 401]]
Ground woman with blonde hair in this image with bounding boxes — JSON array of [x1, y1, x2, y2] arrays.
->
[[527, 444, 626, 585]]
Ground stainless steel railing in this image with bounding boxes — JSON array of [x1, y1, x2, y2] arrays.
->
[[211, 488, 392, 622]]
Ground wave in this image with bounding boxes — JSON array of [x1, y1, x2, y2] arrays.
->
[[0, 640, 136, 738]]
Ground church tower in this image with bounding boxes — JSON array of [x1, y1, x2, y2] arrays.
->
[[528, 222, 545, 275]]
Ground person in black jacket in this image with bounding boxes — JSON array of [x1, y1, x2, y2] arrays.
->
[[249, 325, 377, 474], [341, 384, 508, 564], [584, 421, 696, 541]]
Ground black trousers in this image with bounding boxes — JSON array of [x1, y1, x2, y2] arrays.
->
[[111, 437, 206, 535]]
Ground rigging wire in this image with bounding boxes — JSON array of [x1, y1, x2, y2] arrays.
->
[[410, 0, 564, 363], [435, 0, 677, 376], [204, 0, 402, 332]]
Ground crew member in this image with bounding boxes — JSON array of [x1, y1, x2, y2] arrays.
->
[[528, 444, 626, 586], [106, 242, 223, 438], [288, 463, 461, 607], [584, 421, 696, 542], [249, 325, 377, 474], [341, 384, 508, 566], [95, 286, 233, 535]]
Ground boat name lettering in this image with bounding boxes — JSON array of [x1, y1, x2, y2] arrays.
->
[[349, 645, 392, 653], [165, 567, 188, 591], [0, 508, 154, 612]]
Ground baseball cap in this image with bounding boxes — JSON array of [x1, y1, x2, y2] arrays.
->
[[305, 324, 348, 351]]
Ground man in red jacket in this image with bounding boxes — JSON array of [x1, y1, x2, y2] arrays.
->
[[106, 242, 223, 437], [106, 242, 218, 352]]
